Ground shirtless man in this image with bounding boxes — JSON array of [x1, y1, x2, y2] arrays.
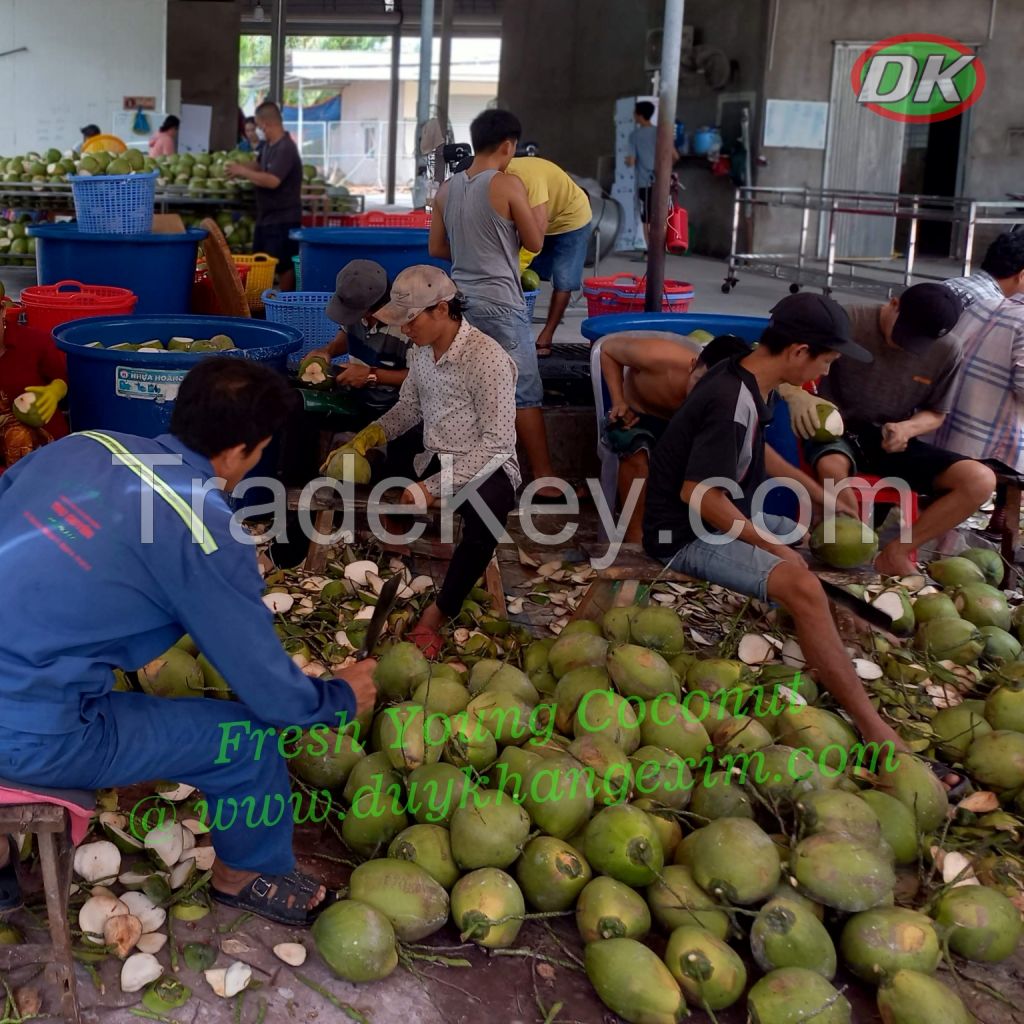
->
[[600, 333, 751, 541]]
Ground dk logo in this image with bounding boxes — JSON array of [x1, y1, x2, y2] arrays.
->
[[852, 34, 985, 123]]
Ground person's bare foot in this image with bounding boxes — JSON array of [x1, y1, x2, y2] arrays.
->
[[874, 541, 918, 578], [0, 842, 8, 871], [535, 329, 555, 357], [212, 861, 327, 911]]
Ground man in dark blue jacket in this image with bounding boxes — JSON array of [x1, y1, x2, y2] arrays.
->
[[0, 358, 376, 925]]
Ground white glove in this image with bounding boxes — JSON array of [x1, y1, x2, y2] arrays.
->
[[778, 383, 844, 441]]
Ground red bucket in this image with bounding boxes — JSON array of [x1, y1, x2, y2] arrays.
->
[[19, 280, 138, 332]]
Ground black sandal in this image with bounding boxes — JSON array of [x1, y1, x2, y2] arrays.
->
[[922, 758, 970, 802], [211, 870, 336, 927], [0, 837, 21, 913]]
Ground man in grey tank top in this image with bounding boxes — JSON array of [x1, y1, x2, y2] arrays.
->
[[430, 109, 564, 499]]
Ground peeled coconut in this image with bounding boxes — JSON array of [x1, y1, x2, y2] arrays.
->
[[204, 961, 252, 998], [273, 942, 307, 966], [11, 391, 46, 428], [298, 353, 334, 389], [136, 932, 168, 955], [104, 914, 143, 958], [738, 633, 776, 666], [810, 403, 845, 442], [144, 822, 185, 868], [121, 952, 163, 993], [79, 893, 130, 944], [120, 891, 166, 933], [73, 840, 122, 883]]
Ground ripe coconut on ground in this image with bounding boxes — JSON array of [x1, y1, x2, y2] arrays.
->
[[810, 516, 879, 569]]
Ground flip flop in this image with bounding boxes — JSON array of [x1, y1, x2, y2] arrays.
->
[[536, 344, 554, 358], [0, 837, 22, 914], [211, 870, 336, 927], [921, 757, 970, 802]]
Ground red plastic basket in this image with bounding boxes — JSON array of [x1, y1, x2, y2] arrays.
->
[[582, 274, 694, 317], [334, 210, 433, 229], [18, 280, 138, 331]]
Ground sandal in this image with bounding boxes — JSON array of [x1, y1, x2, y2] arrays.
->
[[211, 870, 336, 927], [921, 757, 970, 802], [0, 836, 22, 913], [536, 343, 554, 358], [407, 622, 445, 660]]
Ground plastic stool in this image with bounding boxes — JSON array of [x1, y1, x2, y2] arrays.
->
[[848, 474, 919, 562]]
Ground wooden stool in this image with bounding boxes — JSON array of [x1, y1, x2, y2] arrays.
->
[[0, 780, 95, 1024]]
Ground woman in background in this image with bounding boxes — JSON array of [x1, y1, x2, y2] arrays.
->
[[149, 115, 180, 158]]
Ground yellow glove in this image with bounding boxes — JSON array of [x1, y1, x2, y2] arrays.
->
[[778, 383, 844, 441], [519, 248, 539, 275], [348, 422, 386, 456], [25, 380, 67, 424]]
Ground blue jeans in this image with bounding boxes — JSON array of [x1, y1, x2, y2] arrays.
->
[[463, 299, 544, 409], [660, 515, 801, 602], [528, 223, 591, 292]]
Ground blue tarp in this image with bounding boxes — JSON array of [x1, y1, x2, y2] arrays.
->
[[282, 95, 341, 122]]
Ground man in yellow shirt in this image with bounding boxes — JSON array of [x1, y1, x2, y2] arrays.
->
[[507, 156, 592, 357]]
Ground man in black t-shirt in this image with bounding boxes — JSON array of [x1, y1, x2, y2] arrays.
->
[[227, 101, 303, 290], [643, 294, 906, 752]]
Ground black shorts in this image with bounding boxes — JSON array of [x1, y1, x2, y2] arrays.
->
[[638, 186, 654, 225], [804, 424, 969, 497], [253, 222, 300, 266]]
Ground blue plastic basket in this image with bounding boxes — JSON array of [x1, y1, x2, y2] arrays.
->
[[262, 289, 339, 366], [68, 171, 159, 235], [525, 289, 539, 320]]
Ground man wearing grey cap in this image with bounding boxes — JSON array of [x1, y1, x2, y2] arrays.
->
[[321, 266, 519, 657], [308, 260, 410, 390]]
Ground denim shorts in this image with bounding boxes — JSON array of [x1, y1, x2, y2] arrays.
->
[[463, 299, 544, 409], [660, 514, 801, 602], [528, 223, 591, 292]]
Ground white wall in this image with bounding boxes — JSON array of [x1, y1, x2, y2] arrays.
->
[[0, 0, 167, 155]]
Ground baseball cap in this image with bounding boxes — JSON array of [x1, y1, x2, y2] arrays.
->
[[767, 293, 873, 363], [374, 265, 459, 326], [325, 260, 388, 327], [892, 282, 964, 354]]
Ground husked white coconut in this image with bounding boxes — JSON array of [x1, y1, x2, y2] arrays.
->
[[121, 953, 163, 993], [273, 942, 307, 966], [120, 891, 166, 934], [73, 841, 122, 882], [205, 962, 252, 998], [79, 894, 129, 945], [737, 633, 775, 665], [343, 560, 379, 586]]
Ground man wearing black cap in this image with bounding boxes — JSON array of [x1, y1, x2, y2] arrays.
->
[[643, 293, 904, 750], [804, 283, 996, 577], [80, 124, 101, 144], [308, 260, 409, 391]]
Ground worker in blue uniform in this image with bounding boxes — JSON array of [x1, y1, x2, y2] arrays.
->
[[0, 358, 377, 926]]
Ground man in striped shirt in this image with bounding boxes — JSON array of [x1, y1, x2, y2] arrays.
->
[[944, 231, 1024, 308]]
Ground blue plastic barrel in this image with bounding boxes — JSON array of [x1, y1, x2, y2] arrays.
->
[[54, 315, 301, 437], [29, 224, 208, 315], [291, 227, 452, 292], [580, 311, 801, 519]]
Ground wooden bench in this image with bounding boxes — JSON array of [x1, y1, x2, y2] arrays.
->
[[0, 780, 94, 1023]]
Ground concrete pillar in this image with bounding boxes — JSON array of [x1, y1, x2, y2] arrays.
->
[[386, 13, 403, 204], [436, 0, 455, 133], [270, 0, 287, 105], [166, 0, 243, 151]]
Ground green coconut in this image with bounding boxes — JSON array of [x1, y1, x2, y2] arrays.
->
[[751, 745, 838, 806], [927, 556, 986, 588], [601, 606, 635, 643], [750, 897, 837, 978], [796, 789, 882, 843], [567, 735, 634, 806], [638, 698, 711, 762], [712, 714, 774, 754], [952, 582, 1011, 631], [747, 968, 852, 1024], [576, 875, 651, 942], [137, 647, 205, 698], [343, 749, 401, 803], [689, 771, 755, 821], [291, 729, 364, 790], [791, 833, 895, 912], [572, 690, 641, 753], [930, 703, 992, 762], [628, 606, 686, 657], [515, 837, 592, 911], [342, 786, 408, 858], [810, 516, 879, 569], [634, 799, 682, 861], [584, 938, 687, 1024], [387, 824, 459, 889], [774, 705, 858, 771], [978, 625, 1022, 664], [912, 617, 984, 664], [547, 632, 609, 678], [312, 900, 397, 982], [411, 675, 471, 717], [377, 702, 446, 772], [857, 791, 919, 865], [481, 664, 539, 706], [607, 643, 680, 701], [688, 818, 781, 905], [560, 620, 603, 638], [629, 745, 692, 810], [374, 642, 430, 701], [963, 730, 1024, 791], [196, 652, 232, 698], [450, 868, 525, 948], [466, 691, 532, 747], [985, 680, 1024, 733], [876, 970, 973, 1024], [664, 925, 747, 1011], [959, 547, 1005, 586], [492, 745, 542, 802], [911, 592, 960, 626], [449, 789, 530, 870], [645, 864, 730, 939], [932, 885, 1023, 962], [553, 666, 611, 734], [443, 711, 498, 770], [348, 859, 449, 941], [839, 907, 940, 983], [406, 762, 469, 826], [583, 804, 664, 886], [873, 752, 949, 832], [521, 755, 596, 838]]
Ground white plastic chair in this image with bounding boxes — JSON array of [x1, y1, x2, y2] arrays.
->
[[589, 330, 702, 541]]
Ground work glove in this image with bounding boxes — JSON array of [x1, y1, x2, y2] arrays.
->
[[778, 383, 844, 441], [320, 422, 387, 474], [519, 247, 539, 275], [25, 380, 67, 424]]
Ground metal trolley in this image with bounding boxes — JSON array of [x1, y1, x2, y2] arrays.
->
[[724, 186, 1024, 300]]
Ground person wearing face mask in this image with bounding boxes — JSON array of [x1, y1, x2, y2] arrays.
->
[[320, 266, 519, 658]]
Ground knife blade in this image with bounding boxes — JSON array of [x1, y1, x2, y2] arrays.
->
[[354, 574, 404, 661], [820, 578, 897, 634]]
